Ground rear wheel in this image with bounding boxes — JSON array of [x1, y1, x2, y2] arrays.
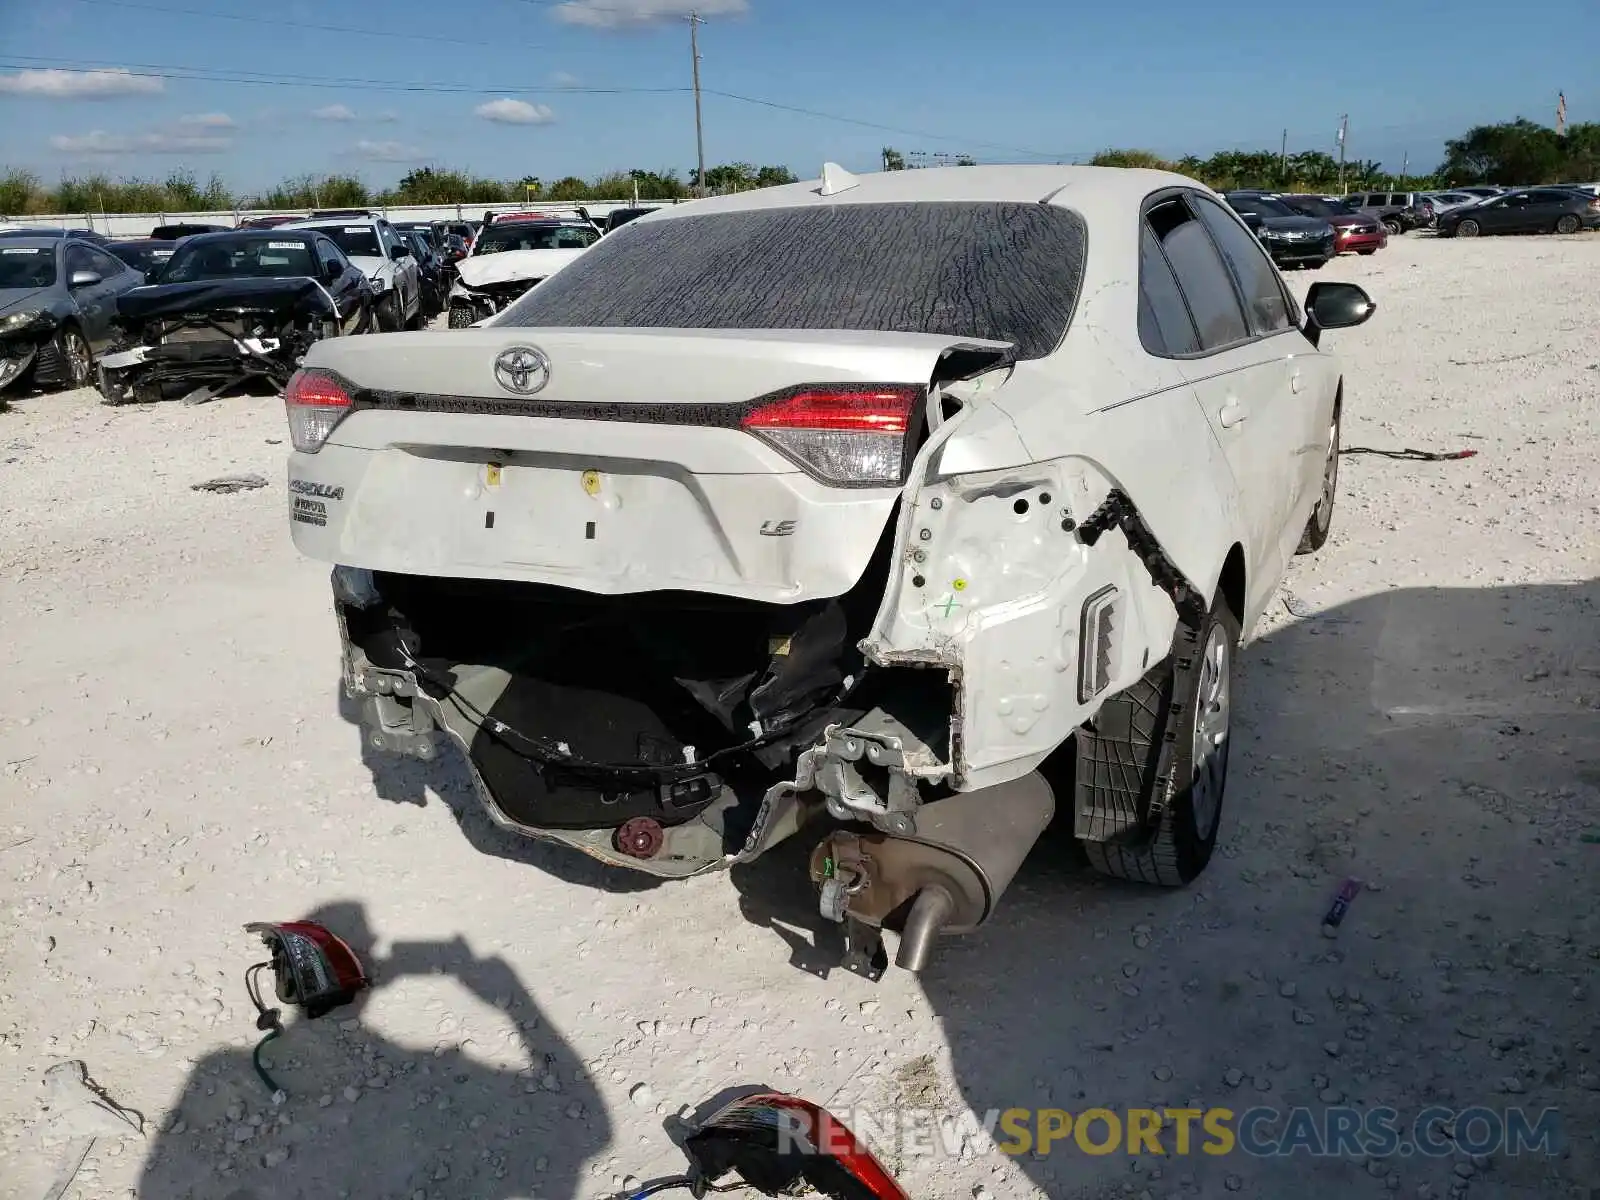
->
[[1297, 407, 1340, 553], [1076, 592, 1238, 886], [1357, 248, 1377, 255], [1555, 214, 1581, 235], [1456, 218, 1481, 238], [1383, 218, 1403, 235]]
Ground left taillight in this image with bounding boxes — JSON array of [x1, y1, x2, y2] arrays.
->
[[740, 385, 920, 487], [284, 368, 352, 453]]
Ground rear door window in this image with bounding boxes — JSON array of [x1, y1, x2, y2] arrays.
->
[[500, 202, 1088, 361], [1137, 224, 1200, 356], [1190, 195, 1292, 335], [1145, 197, 1249, 351]]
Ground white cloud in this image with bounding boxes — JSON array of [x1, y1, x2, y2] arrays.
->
[[355, 139, 425, 162], [0, 67, 164, 99], [311, 104, 358, 121], [550, 0, 746, 28], [179, 112, 236, 129], [49, 130, 231, 155], [473, 98, 555, 125]]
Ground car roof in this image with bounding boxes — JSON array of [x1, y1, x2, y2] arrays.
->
[[169, 229, 317, 246], [0, 235, 62, 250], [661, 164, 1205, 221], [280, 217, 382, 230]]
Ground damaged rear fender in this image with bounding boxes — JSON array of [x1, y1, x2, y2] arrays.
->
[[861, 397, 1245, 791]]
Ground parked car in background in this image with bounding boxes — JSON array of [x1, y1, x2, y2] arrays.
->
[[285, 165, 1376, 974], [1436, 187, 1600, 237], [97, 229, 374, 405], [280, 216, 422, 330], [447, 217, 600, 327], [1453, 186, 1504, 200], [1343, 191, 1430, 235], [150, 223, 230, 241], [398, 228, 448, 318], [1420, 191, 1482, 221], [0, 235, 146, 395], [238, 214, 308, 230], [1275, 195, 1387, 255], [106, 238, 181, 279], [1222, 192, 1337, 268], [603, 206, 667, 234], [0, 226, 111, 245]]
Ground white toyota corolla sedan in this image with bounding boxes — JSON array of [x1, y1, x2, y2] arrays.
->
[[283, 164, 1374, 978]]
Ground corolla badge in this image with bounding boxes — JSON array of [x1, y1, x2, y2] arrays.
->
[[493, 345, 551, 395]]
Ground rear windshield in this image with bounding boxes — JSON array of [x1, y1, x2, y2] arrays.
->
[[109, 242, 176, 275], [163, 236, 315, 282], [317, 226, 382, 258], [0, 246, 56, 288], [500, 202, 1087, 360], [475, 224, 600, 254], [1227, 195, 1295, 218]]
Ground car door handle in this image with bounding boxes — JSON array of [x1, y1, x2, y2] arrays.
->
[[1219, 398, 1247, 428]]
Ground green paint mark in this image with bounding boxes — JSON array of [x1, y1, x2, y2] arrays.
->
[[938, 594, 960, 618]]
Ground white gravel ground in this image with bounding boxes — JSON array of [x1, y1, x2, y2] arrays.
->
[[1, 233, 1598, 1200]]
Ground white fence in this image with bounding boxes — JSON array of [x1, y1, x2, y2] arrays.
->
[[0, 197, 693, 239]]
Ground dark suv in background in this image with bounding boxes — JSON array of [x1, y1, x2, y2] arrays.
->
[[1343, 191, 1432, 234]]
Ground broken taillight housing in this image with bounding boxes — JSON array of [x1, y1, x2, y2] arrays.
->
[[284, 368, 352, 453], [244, 921, 368, 1020], [741, 386, 920, 487]]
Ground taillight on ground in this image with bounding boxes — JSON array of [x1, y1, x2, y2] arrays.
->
[[284, 368, 352, 453], [741, 386, 920, 486]]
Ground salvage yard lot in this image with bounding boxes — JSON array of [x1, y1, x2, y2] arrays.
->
[[1, 233, 1598, 1200]]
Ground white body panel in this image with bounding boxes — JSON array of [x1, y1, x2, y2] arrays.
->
[[280, 218, 421, 325], [456, 247, 586, 289], [290, 164, 1353, 821]]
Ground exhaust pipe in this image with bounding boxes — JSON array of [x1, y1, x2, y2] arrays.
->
[[810, 771, 1055, 973]]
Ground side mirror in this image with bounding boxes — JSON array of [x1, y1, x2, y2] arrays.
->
[[1303, 281, 1375, 347], [68, 269, 102, 289], [390, 244, 411, 260], [324, 260, 345, 282]]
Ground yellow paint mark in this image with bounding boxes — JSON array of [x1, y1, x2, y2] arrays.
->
[[768, 635, 793, 657], [581, 469, 602, 496], [485, 463, 503, 487], [952, 577, 968, 592]]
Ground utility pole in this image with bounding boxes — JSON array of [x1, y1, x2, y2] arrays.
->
[[688, 12, 706, 196], [1400, 151, 1408, 185], [1279, 128, 1287, 179], [1336, 114, 1348, 194]]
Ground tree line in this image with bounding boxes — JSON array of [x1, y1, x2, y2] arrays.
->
[[0, 162, 798, 216], [2, 117, 1594, 217]]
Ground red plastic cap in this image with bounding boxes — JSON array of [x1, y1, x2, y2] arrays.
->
[[742, 386, 918, 435]]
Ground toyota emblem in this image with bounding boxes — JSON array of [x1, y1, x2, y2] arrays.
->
[[493, 345, 551, 395]]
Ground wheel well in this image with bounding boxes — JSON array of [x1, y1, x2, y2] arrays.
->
[[1218, 544, 1246, 626]]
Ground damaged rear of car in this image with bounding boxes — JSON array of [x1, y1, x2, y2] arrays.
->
[[98, 230, 374, 405], [289, 167, 1368, 976]]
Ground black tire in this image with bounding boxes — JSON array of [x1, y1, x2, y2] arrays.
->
[[1555, 214, 1581, 235], [1383, 218, 1403, 236], [1297, 405, 1340, 553], [375, 293, 401, 332], [36, 324, 94, 392], [1357, 248, 1377, 255], [1456, 218, 1480, 238], [1077, 593, 1238, 886], [1304, 258, 1327, 270]]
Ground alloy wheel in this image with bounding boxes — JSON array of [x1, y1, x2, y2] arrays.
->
[[1188, 622, 1231, 841]]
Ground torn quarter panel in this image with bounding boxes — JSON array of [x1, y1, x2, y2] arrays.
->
[[865, 375, 1244, 791], [289, 327, 1011, 603]]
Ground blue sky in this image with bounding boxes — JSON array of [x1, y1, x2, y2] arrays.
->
[[0, 0, 1594, 193]]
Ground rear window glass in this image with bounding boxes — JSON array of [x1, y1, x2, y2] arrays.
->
[[500, 202, 1088, 361]]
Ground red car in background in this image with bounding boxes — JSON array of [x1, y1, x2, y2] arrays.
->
[[1278, 195, 1388, 255]]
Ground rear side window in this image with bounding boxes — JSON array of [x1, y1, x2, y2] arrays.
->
[[1145, 198, 1248, 351], [1190, 195, 1292, 334], [1530, 190, 1573, 205], [1137, 225, 1199, 356], [500, 202, 1088, 361]]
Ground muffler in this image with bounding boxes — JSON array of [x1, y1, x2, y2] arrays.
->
[[809, 771, 1055, 975]]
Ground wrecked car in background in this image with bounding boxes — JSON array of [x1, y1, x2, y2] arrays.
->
[[280, 216, 422, 332], [447, 217, 600, 328], [0, 235, 144, 396], [106, 238, 181, 279], [97, 230, 373, 406], [285, 165, 1374, 976]]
